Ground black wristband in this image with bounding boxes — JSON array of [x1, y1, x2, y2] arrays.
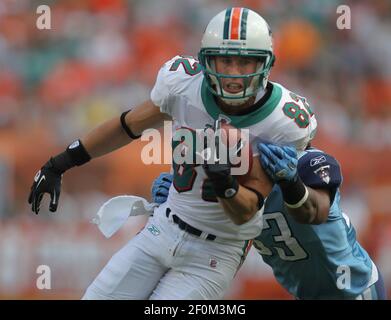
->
[[279, 176, 307, 206], [120, 110, 141, 139], [244, 186, 265, 210], [211, 175, 239, 199], [50, 140, 91, 174]]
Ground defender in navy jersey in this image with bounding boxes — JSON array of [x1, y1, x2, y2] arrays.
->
[[254, 144, 386, 299], [151, 145, 387, 299]]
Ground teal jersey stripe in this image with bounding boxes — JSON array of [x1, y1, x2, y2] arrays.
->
[[240, 8, 248, 40], [201, 79, 282, 128], [223, 8, 232, 40]]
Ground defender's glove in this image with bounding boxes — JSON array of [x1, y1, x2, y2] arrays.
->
[[28, 139, 91, 214], [258, 143, 298, 183], [258, 143, 308, 208], [151, 173, 173, 204], [202, 121, 239, 199]]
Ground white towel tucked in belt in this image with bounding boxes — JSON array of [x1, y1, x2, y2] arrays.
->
[[91, 195, 157, 238]]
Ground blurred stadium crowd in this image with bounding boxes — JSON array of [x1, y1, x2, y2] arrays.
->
[[0, 0, 390, 299]]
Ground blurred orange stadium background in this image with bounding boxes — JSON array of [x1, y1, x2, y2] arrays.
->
[[0, 0, 390, 299]]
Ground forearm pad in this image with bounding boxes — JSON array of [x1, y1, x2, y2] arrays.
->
[[50, 140, 91, 174]]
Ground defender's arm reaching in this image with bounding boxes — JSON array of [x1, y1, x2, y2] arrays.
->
[[258, 143, 337, 225]]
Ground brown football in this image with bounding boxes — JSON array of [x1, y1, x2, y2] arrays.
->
[[218, 121, 272, 204]]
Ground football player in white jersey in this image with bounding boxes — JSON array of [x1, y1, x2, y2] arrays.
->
[[28, 8, 317, 299]]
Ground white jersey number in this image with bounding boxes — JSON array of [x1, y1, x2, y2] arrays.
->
[[254, 212, 308, 261]]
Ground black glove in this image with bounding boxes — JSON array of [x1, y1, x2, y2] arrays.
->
[[202, 120, 239, 199], [28, 159, 63, 214], [28, 139, 91, 214]]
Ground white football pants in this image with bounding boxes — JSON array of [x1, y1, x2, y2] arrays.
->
[[82, 207, 251, 300]]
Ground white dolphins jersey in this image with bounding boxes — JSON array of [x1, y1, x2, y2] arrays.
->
[[150, 55, 317, 240]]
